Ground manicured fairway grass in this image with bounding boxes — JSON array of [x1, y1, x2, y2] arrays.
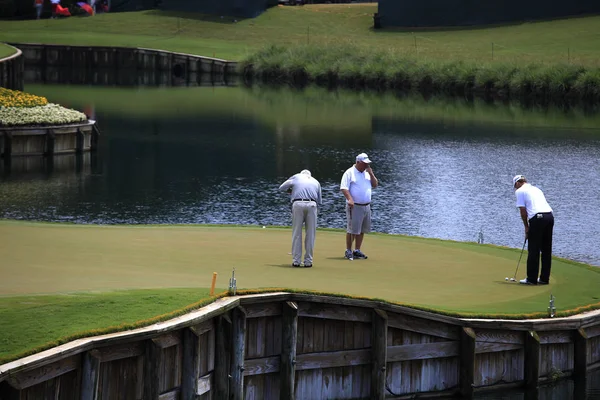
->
[[1, 5, 599, 65], [2, 220, 600, 363]]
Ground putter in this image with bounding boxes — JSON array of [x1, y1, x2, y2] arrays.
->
[[507, 238, 527, 282]]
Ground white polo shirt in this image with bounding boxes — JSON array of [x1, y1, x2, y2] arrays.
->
[[515, 183, 553, 220], [340, 166, 372, 204]]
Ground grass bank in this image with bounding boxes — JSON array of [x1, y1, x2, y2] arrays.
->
[[240, 44, 600, 103]]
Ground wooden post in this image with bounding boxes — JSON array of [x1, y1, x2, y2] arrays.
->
[[371, 309, 388, 400], [91, 124, 99, 151], [460, 327, 476, 398], [214, 315, 231, 400], [231, 306, 247, 400], [4, 132, 12, 157], [80, 351, 101, 400], [46, 130, 55, 156], [181, 327, 200, 400], [76, 128, 84, 153], [280, 301, 298, 400], [573, 328, 588, 379], [143, 339, 161, 400], [524, 331, 540, 390]]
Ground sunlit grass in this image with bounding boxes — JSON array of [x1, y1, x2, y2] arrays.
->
[[0, 43, 16, 59], [0, 5, 599, 65]]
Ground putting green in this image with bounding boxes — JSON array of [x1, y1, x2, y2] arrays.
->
[[1, 220, 599, 316]]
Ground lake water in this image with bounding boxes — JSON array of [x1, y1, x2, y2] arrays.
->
[[1, 81, 600, 397], [1, 83, 599, 267]]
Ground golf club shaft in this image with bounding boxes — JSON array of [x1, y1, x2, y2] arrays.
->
[[513, 238, 527, 279]]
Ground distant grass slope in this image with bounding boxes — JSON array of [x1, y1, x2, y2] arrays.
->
[[1, 5, 599, 65]]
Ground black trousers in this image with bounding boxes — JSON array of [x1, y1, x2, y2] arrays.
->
[[527, 212, 554, 283]]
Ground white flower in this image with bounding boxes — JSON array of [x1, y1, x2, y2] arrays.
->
[[0, 104, 87, 127]]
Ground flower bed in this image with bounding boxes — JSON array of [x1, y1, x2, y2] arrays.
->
[[0, 88, 87, 127]]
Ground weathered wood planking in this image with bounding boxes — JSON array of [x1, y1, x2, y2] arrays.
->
[[476, 329, 524, 345], [475, 342, 522, 354], [297, 302, 371, 322], [90, 342, 144, 363], [474, 349, 524, 387], [385, 327, 459, 395], [586, 324, 600, 339], [388, 342, 459, 362], [294, 365, 371, 400], [590, 335, 600, 365], [296, 318, 370, 356], [6, 355, 80, 390], [243, 302, 282, 319], [244, 372, 279, 400], [98, 355, 143, 399], [158, 344, 181, 394], [158, 388, 179, 400], [387, 312, 460, 340], [539, 343, 574, 377], [538, 331, 572, 344]]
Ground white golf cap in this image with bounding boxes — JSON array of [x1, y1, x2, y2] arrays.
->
[[300, 169, 311, 177], [513, 175, 526, 186], [356, 153, 371, 163]]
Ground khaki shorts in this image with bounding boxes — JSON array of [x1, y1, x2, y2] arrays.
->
[[346, 203, 371, 235]]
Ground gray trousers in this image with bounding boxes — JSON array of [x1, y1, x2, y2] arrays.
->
[[291, 201, 317, 265]]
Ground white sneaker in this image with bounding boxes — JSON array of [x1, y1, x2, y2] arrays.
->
[[519, 278, 535, 285]]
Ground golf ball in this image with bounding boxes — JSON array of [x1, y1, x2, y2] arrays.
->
[[505, 277, 509, 281], [262, 226, 266, 229]]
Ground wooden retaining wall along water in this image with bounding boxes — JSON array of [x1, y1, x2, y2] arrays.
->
[[9, 43, 239, 87], [0, 120, 97, 159], [0, 45, 24, 91], [1, 293, 599, 399]]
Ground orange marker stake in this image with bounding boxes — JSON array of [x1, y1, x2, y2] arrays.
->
[[210, 272, 217, 296]]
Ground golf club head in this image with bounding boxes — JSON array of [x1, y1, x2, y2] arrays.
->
[[510, 278, 516, 282]]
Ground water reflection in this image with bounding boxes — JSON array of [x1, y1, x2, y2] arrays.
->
[[1, 84, 599, 267]]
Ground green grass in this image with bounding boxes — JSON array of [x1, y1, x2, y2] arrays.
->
[[1, 220, 600, 363], [0, 43, 16, 59], [1, 5, 600, 65], [0, 288, 214, 364]]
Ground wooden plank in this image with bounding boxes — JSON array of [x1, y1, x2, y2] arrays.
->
[[6, 355, 79, 390], [196, 372, 212, 396], [231, 306, 247, 400], [89, 341, 144, 363], [281, 301, 298, 400], [158, 388, 179, 400], [297, 302, 371, 323], [524, 331, 540, 390], [388, 341, 460, 362], [475, 329, 524, 345], [80, 352, 100, 400], [152, 332, 181, 349], [475, 342, 522, 354], [244, 356, 280, 376], [586, 324, 600, 339], [190, 319, 214, 337], [460, 327, 476, 398], [181, 327, 200, 400], [295, 349, 371, 371], [143, 340, 161, 399], [387, 312, 460, 340], [538, 331, 572, 344], [214, 315, 230, 400], [244, 302, 282, 318], [372, 309, 387, 400], [574, 328, 588, 379]]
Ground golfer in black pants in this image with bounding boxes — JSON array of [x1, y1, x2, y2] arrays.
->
[[513, 175, 554, 285]]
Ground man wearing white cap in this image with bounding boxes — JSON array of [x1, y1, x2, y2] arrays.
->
[[513, 175, 554, 285], [340, 153, 379, 260], [279, 170, 322, 268]]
